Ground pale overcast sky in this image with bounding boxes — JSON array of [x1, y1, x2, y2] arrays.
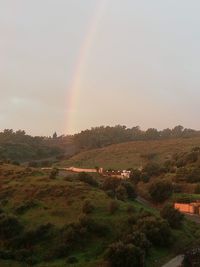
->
[[1, 0, 200, 135]]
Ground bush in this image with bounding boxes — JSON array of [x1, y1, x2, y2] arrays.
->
[[82, 200, 95, 214], [124, 231, 151, 254], [122, 182, 136, 200], [149, 180, 173, 203], [102, 177, 121, 192], [106, 241, 144, 267], [78, 172, 98, 187], [109, 200, 120, 214], [160, 205, 184, 229], [0, 215, 24, 239], [137, 216, 172, 247], [143, 163, 161, 177], [79, 216, 109, 236], [11, 223, 54, 248], [67, 256, 78, 264], [195, 184, 200, 194], [49, 168, 59, 179], [106, 190, 116, 198], [15, 200, 39, 215], [116, 185, 127, 201], [126, 205, 135, 213], [130, 169, 142, 183], [140, 172, 150, 183]]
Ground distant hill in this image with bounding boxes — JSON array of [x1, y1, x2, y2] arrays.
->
[[61, 137, 200, 169], [0, 130, 75, 162]]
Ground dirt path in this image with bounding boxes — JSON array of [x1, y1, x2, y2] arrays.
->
[[162, 255, 183, 267]]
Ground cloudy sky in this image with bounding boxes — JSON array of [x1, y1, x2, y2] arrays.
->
[[1, 0, 200, 136]]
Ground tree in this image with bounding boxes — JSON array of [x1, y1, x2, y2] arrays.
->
[[78, 172, 98, 187], [160, 204, 184, 229], [124, 231, 151, 254], [137, 216, 172, 247], [53, 132, 57, 139], [172, 125, 184, 137], [122, 182, 137, 200], [149, 180, 173, 203], [143, 163, 161, 177], [106, 241, 145, 267], [116, 185, 127, 201], [144, 128, 160, 140]]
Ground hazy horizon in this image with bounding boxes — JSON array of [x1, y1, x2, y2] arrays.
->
[[1, 0, 200, 136]]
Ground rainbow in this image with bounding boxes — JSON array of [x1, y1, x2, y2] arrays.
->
[[66, 0, 109, 134]]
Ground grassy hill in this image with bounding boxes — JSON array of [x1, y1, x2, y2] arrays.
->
[[60, 137, 200, 169], [0, 164, 200, 267]]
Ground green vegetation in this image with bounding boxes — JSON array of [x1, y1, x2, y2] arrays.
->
[[74, 125, 200, 149], [160, 205, 184, 229], [62, 136, 200, 169], [0, 129, 70, 162], [149, 180, 173, 203], [0, 163, 200, 267]]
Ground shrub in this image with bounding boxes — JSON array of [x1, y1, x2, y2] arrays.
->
[[11, 223, 54, 248], [49, 168, 59, 179], [137, 216, 172, 247], [0, 215, 24, 239], [143, 163, 161, 177], [28, 161, 38, 168], [106, 190, 115, 198], [15, 200, 39, 215], [130, 169, 142, 183], [186, 168, 200, 183], [149, 180, 173, 203], [116, 185, 127, 201], [195, 184, 200, 194], [67, 256, 78, 264], [82, 200, 95, 214], [106, 241, 144, 267], [140, 172, 150, 183], [160, 204, 184, 229], [109, 200, 120, 214], [79, 215, 109, 237], [122, 182, 136, 200], [126, 205, 135, 213], [124, 231, 151, 254], [102, 177, 121, 192], [78, 172, 98, 187]]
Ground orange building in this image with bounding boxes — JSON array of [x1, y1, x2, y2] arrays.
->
[[174, 202, 200, 215]]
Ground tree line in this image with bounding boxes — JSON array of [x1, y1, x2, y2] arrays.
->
[[0, 129, 64, 162], [74, 125, 200, 149]]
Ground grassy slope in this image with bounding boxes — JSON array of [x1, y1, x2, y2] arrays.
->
[[60, 137, 200, 169], [0, 164, 200, 267]]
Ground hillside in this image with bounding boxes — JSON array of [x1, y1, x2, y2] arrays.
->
[[61, 137, 200, 170], [0, 164, 200, 266]]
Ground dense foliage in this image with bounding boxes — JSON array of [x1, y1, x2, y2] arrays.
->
[[74, 125, 200, 149], [0, 129, 65, 162], [160, 205, 184, 229], [149, 180, 173, 203]]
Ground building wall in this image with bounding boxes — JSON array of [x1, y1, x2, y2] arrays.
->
[[66, 167, 97, 173], [174, 203, 194, 214], [174, 203, 200, 215]]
